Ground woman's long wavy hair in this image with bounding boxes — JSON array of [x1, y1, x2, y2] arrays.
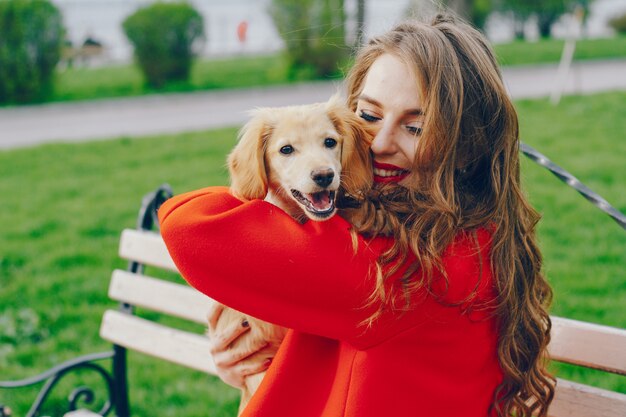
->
[[345, 15, 555, 417]]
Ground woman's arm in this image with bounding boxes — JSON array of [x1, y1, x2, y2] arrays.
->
[[160, 187, 495, 346], [159, 187, 385, 345]]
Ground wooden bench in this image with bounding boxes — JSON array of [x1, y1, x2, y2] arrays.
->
[[1, 185, 625, 417]]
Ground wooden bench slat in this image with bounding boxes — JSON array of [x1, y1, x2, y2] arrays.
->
[[119, 229, 177, 272], [63, 410, 101, 417], [99, 310, 217, 375], [109, 269, 213, 324], [549, 378, 626, 417], [549, 316, 626, 375]]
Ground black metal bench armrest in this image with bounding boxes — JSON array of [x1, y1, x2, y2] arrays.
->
[[0, 351, 115, 417]]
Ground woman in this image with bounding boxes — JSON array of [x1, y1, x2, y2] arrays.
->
[[159, 15, 555, 417]]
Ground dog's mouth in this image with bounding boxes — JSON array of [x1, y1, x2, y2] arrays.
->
[[291, 189, 336, 218]]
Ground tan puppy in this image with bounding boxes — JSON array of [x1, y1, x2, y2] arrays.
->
[[229, 98, 373, 222], [216, 98, 373, 414]]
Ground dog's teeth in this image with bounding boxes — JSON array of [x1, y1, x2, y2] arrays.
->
[[291, 188, 336, 216]]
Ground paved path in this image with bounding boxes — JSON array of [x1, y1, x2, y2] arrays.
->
[[1, 59, 625, 149]]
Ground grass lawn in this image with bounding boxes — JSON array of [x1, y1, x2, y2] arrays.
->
[[53, 54, 296, 103], [0, 91, 625, 415], [495, 35, 626, 66], [24, 34, 626, 105]]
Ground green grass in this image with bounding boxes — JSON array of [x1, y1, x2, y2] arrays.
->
[[515, 92, 626, 394], [517, 93, 626, 323], [16, 34, 625, 106], [53, 54, 297, 103], [494, 34, 626, 66], [0, 130, 241, 416], [0, 92, 625, 415]]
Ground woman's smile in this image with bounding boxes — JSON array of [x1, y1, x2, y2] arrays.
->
[[372, 161, 410, 183]]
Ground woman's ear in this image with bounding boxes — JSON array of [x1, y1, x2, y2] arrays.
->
[[227, 109, 273, 200], [326, 102, 373, 196]]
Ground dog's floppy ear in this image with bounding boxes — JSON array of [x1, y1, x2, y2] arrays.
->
[[326, 99, 373, 197], [228, 109, 273, 200]]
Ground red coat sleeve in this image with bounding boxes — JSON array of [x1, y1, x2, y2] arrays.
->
[[159, 187, 387, 344], [158, 187, 495, 348]]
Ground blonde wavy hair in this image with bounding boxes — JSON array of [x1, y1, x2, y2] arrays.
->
[[344, 15, 555, 417]]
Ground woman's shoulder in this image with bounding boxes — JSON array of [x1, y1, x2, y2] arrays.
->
[[447, 226, 494, 256], [435, 226, 496, 305]]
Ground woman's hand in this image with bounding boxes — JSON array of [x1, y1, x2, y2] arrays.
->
[[207, 302, 278, 389]]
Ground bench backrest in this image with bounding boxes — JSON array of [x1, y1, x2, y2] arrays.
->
[[100, 229, 217, 376], [101, 228, 626, 417]]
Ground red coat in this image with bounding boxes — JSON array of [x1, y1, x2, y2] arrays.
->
[[159, 187, 503, 416]]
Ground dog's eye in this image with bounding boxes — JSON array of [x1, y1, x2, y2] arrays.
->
[[324, 138, 337, 148], [280, 145, 294, 155]]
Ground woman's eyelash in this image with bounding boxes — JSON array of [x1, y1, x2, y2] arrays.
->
[[359, 111, 379, 122], [406, 126, 423, 135], [359, 110, 422, 135]]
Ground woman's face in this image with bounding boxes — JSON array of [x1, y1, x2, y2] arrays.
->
[[356, 53, 424, 185]]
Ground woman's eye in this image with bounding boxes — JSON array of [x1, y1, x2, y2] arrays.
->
[[280, 145, 294, 155], [324, 138, 337, 148], [406, 125, 423, 136], [359, 110, 380, 122]]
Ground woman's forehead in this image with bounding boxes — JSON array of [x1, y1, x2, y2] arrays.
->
[[360, 54, 421, 111]]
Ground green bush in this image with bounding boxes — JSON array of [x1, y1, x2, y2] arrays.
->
[[269, 0, 348, 79], [472, 0, 492, 30], [122, 1, 204, 88], [609, 13, 626, 34], [0, 0, 64, 104]]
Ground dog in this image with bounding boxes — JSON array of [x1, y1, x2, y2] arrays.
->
[[213, 97, 373, 414]]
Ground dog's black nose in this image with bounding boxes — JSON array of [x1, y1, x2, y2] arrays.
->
[[311, 169, 335, 188]]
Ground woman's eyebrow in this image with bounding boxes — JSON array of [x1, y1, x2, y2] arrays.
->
[[404, 109, 424, 116], [357, 94, 382, 107], [357, 94, 423, 116]]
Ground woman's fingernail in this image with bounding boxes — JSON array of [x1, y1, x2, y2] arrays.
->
[[263, 358, 273, 367], [242, 319, 249, 328]]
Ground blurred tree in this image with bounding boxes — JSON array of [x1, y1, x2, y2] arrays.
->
[[575, 0, 593, 36], [497, 0, 580, 38], [609, 12, 626, 34], [355, 0, 365, 46], [269, 0, 348, 78], [443, 0, 472, 20], [0, 0, 64, 104], [407, 0, 493, 30], [123, 1, 204, 88], [470, 0, 492, 30]]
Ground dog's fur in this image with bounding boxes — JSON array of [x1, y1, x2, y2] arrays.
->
[[216, 98, 373, 414]]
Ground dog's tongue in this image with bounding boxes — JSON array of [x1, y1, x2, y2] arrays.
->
[[308, 191, 332, 210]]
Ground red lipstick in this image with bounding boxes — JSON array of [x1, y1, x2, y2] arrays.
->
[[372, 161, 410, 184]]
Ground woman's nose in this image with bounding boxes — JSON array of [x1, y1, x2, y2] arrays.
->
[[370, 124, 397, 156]]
